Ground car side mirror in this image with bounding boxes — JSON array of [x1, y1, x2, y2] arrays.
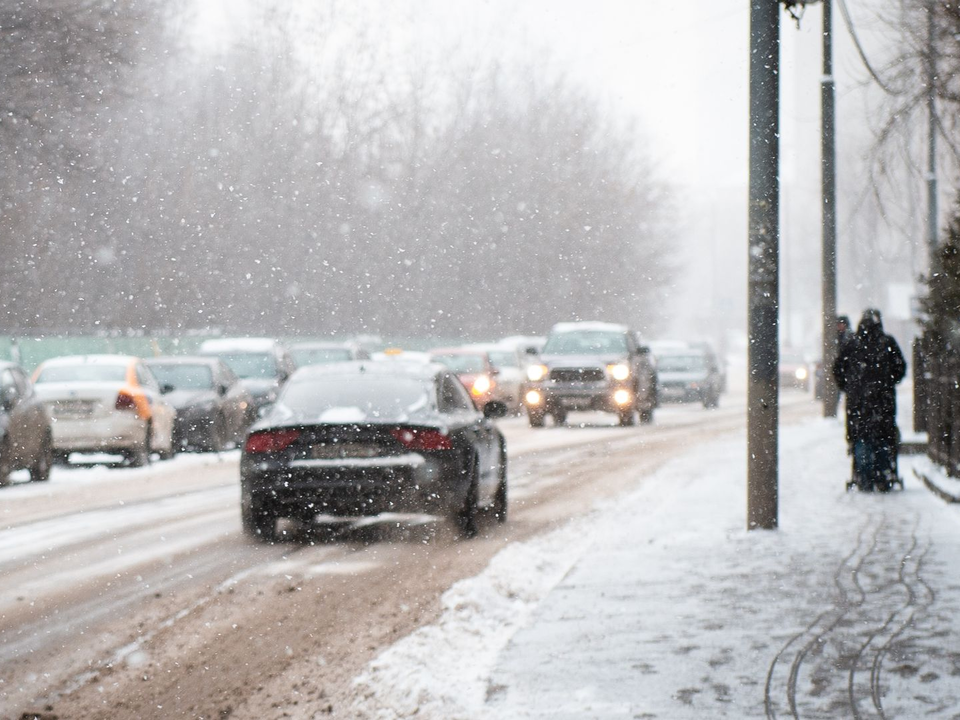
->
[[218, 383, 229, 396], [524, 347, 538, 356], [483, 401, 508, 419], [638, 345, 650, 355], [159, 383, 175, 395], [257, 404, 273, 418]]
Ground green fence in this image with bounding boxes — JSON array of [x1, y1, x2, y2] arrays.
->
[[0, 334, 482, 371]]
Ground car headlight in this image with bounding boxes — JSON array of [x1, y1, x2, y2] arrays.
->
[[607, 364, 630, 381], [527, 364, 548, 382], [795, 367, 808, 381], [525, 390, 543, 405], [472, 375, 492, 395]]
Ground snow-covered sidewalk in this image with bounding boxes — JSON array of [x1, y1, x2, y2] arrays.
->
[[352, 415, 960, 719]]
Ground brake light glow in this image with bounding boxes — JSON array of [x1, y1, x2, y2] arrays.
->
[[244, 429, 301, 453], [115, 391, 137, 411], [390, 427, 452, 451]]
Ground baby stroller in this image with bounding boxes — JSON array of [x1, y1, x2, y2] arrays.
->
[[846, 430, 903, 492]]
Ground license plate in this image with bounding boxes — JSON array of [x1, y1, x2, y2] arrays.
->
[[54, 400, 95, 417], [310, 443, 380, 459], [561, 397, 588, 409]]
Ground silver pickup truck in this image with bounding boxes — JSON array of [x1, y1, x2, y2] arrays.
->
[[520, 322, 657, 427]]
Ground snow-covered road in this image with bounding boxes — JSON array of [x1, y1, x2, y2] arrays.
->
[[0, 390, 815, 718]]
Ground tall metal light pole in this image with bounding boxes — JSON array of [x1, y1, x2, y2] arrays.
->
[[748, 0, 781, 531], [821, 0, 839, 418], [926, 0, 938, 256]]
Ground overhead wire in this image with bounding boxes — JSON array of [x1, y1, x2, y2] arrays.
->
[[835, 0, 904, 95]]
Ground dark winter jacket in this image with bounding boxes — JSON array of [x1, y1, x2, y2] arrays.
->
[[832, 319, 906, 445]]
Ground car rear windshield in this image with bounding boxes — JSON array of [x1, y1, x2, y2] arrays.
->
[[148, 364, 214, 390], [279, 377, 433, 418], [543, 331, 628, 355], [657, 355, 706, 373], [290, 348, 353, 366], [35, 364, 128, 383], [430, 354, 485, 374], [215, 353, 278, 379]]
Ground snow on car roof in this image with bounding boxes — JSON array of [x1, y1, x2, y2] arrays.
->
[[199, 337, 278, 353], [550, 322, 628, 334], [40, 354, 136, 367]]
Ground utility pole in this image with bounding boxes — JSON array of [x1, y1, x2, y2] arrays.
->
[[926, 0, 938, 257], [747, 0, 780, 531], [821, 0, 839, 418]]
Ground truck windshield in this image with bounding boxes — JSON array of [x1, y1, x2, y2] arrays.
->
[[543, 332, 628, 355]]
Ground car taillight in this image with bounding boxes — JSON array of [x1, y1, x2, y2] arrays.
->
[[244, 429, 301, 454], [390, 427, 452, 451], [115, 391, 137, 411]]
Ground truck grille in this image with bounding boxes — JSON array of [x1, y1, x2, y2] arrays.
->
[[550, 367, 605, 383]]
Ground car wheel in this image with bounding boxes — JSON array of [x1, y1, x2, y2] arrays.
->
[[30, 432, 53, 483], [528, 411, 545, 428], [207, 414, 227, 452], [639, 407, 654, 425], [157, 438, 177, 461], [0, 437, 11, 487], [492, 447, 508, 524], [553, 409, 567, 426], [53, 450, 71, 466], [242, 499, 278, 542], [618, 408, 636, 426], [127, 423, 152, 468], [453, 456, 480, 539]]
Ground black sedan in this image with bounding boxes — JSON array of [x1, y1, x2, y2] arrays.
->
[[0, 362, 54, 485], [145, 356, 253, 452], [240, 360, 508, 541]]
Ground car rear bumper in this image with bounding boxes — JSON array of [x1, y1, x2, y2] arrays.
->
[[241, 455, 464, 519], [657, 385, 704, 403], [50, 413, 147, 451]]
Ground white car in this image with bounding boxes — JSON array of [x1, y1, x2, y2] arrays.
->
[[32, 355, 176, 466]]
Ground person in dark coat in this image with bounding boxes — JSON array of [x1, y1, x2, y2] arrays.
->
[[832, 309, 906, 490], [825, 315, 854, 414]]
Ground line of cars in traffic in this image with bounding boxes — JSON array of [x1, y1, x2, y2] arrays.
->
[[1, 326, 730, 543], [0, 338, 370, 486]]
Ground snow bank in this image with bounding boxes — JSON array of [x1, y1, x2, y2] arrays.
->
[[351, 516, 595, 719]]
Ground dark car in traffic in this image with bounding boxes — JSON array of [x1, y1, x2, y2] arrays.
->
[[198, 337, 296, 415], [0, 362, 54, 485], [653, 346, 723, 408], [521, 322, 657, 426], [145, 356, 253, 451], [240, 360, 508, 541]]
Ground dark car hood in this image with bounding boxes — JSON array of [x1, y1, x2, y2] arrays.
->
[[167, 389, 218, 410], [250, 404, 449, 433], [540, 354, 627, 367]]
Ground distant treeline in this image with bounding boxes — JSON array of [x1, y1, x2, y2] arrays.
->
[[1, 1, 673, 338]]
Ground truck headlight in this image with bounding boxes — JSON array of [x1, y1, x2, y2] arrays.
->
[[795, 367, 808, 381], [607, 364, 630, 381], [525, 390, 543, 406], [613, 389, 632, 406], [527, 364, 548, 382]]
